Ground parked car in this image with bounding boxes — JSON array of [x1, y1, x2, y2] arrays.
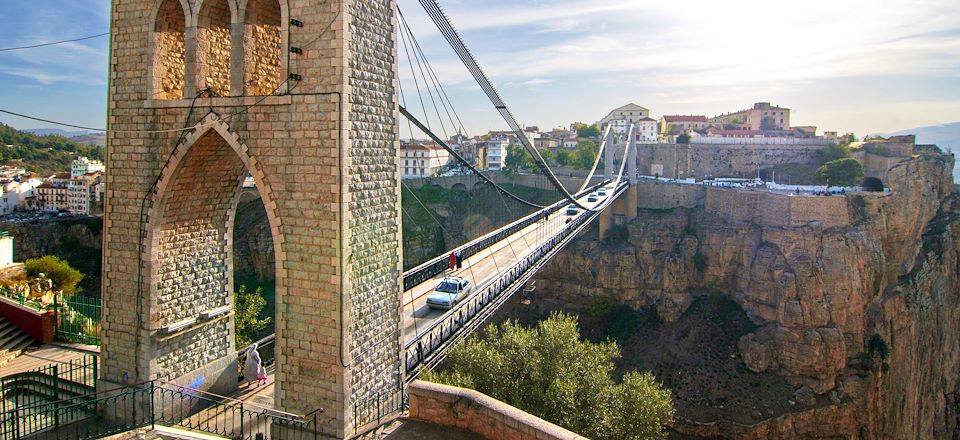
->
[[565, 204, 579, 215], [426, 277, 473, 310]]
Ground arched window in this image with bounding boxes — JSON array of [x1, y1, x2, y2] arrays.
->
[[198, 0, 233, 96], [243, 0, 282, 96], [153, 0, 186, 100]]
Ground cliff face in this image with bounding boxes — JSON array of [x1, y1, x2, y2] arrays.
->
[[532, 151, 960, 439]]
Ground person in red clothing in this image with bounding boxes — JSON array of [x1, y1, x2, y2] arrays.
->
[[449, 251, 457, 270]]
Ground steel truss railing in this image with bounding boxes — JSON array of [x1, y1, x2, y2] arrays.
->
[[402, 181, 629, 379]]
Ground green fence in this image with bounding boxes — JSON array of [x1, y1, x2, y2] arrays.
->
[[0, 355, 98, 439], [53, 293, 101, 346], [0, 287, 45, 313]]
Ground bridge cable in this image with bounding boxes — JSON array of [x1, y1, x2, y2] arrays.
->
[[416, 0, 599, 211], [578, 124, 613, 193]]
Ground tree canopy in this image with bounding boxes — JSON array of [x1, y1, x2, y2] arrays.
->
[[421, 313, 674, 440], [234, 284, 271, 348], [817, 142, 850, 164], [817, 158, 864, 186], [676, 133, 691, 144], [576, 124, 600, 138], [24, 255, 84, 296], [503, 144, 535, 175]]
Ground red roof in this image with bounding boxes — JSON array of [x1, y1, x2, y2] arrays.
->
[[662, 115, 707, 122]]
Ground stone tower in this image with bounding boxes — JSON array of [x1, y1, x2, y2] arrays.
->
[[101, 0, 401, 436]]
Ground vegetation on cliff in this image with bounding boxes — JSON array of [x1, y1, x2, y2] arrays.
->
[[24, 255, 83, 296], [422, 313, 674, 440], [817, 157, 864, 186], [0, 123, 103, 175]]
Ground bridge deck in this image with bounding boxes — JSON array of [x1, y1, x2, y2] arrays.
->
[[401, 186, 613, 345]]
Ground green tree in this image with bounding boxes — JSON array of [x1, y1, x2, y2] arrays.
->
[[676, 133, 691, 144], [24, 256, 84, 296], [234, 284, 271, 347], [817, 142, 850, 164], [538, 148, 555, 164], [555, 149, 571, 166], [568, 141, 597, 170], [817, 157, 864, 186], [421, 313, 673, 440], [576, 124, 600, 138], [504, 144, 535, 174]]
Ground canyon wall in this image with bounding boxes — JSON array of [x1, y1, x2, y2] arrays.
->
[[532, 149, 959, 439]]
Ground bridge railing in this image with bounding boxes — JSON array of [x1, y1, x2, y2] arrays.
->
[[402, 181, 628, 377], [402, 180, 610, 291]]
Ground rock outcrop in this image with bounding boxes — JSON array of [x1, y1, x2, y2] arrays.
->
[[533, 149, 960, 438]]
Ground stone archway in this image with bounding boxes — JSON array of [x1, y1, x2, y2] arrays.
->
[[142, 115, 284, 392]]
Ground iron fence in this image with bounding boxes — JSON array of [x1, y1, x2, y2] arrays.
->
[[54, 293, 101, 346], [0, 355, 98, 416], [0, 287, 45, 312], [352, 387, 407, 436]]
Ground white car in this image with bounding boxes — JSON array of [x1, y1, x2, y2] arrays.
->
[[597, 189, 607, 197], [565, 204, 579, 215], [587, 194, 598, 203], [426, 277, 473, 310]]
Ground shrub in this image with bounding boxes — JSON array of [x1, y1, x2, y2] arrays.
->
[[234, 284, 271, 348], [423, 313, 674, 440], [24, 256, 83, 296], [816, 158, 864, 186]]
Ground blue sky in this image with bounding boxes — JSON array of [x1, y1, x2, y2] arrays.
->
[[1, 0, 958, 138]]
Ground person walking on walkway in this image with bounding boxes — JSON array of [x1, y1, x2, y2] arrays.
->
[[449, 251, 457, 271], [455, 250, 463, 269], [243, 343, 267, 387]]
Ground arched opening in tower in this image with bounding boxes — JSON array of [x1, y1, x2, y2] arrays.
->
[[243, 0, 282, 96], [149, 129, 278, 382], [198, 0, 233, 96], [153, 0, 186, 99]]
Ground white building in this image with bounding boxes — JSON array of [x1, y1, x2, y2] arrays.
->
[[68, 172, 103, 216], [485, 138, 509, 171], [633, 117, 659, 143], [400, 142, 450, 179], [71, 156, 104, 179], [0, 178, 43, 215], [599, 103, 651, 135]]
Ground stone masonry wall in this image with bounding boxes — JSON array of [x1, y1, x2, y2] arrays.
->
[[198, 0, 232, 96], [637, 143, 822, 180], [705, 188, 851, 229], [345, 0, 402, 415], [408, 380, 584, 440], [154, 0, 185, 99], [635, 180, 705, 210], [243, 0, 282, 96]]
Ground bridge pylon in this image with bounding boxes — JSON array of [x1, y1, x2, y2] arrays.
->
[[101, 0, 401, 437]]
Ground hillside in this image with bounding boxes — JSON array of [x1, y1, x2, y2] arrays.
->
[[0, 123, 103, 175]]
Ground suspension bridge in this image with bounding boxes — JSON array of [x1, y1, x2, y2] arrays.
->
[[1, 0, 644, 438]]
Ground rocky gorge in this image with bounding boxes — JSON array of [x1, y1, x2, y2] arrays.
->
[[518, 146, 960, 439]]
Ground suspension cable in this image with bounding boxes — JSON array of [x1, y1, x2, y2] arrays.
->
[[416, 0, 599, 211]]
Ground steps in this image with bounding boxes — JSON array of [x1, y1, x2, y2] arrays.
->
[[0, 317, 36, 368]]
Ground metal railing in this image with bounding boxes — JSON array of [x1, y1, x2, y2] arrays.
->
[[402, 180, 609, 291], [0, 287, 46, 312], [0, 355, 99, 439], [351, 387, 407, 436], [403, 181, 628, 377], [54, 293, 101, 346], [0, 379, 321, 440]]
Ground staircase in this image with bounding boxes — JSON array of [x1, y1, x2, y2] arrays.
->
[[0, 317, 35, 368]]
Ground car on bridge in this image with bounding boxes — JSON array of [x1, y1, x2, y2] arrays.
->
[[426, 277, 473, 310], [597, 189, 607, 197], [587, 194, 599, 203], [565, 204, 579, 215]]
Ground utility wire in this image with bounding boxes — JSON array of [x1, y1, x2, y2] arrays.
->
[[0, 32, 108, 52]]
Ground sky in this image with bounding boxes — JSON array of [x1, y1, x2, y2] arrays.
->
[[0, 0, 958, 138]]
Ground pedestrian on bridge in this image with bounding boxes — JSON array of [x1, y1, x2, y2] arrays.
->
[[455, 250, 463, 269], [449, 251, 457, 271]]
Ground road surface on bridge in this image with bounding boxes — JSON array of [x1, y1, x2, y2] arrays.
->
[[401, 187, 611, 344]]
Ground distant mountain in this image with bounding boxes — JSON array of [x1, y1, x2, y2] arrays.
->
[[69, 133, 106, 147], [881, 122, 960, 181], [23, 128, 93, 138]]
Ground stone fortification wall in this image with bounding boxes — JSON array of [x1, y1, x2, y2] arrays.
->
[[637, 143, 823, 179], [634, 180, 705, 210], [704, 188, 852, 229], [408, 381, 584, 440]]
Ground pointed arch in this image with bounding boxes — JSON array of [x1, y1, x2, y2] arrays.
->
[[142, 115, 285, 380]]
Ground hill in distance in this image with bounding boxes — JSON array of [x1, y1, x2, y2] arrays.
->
[[0, 123, 103, 175]]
